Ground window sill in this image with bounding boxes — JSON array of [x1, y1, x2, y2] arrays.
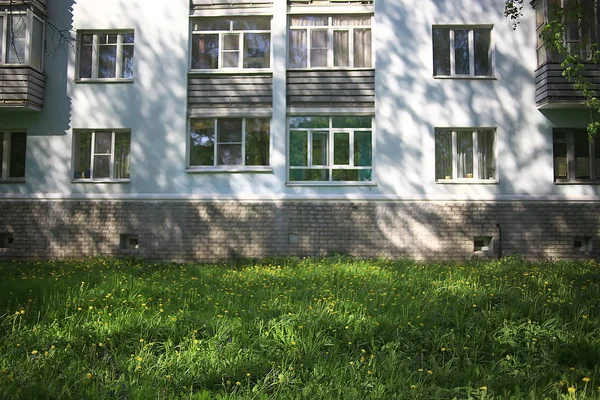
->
[[188, 69, 272, 74], [433, 75, 496, 80], [186, 166, 273, 174], [71, 179, 131, 184], [436, 179, 499, 184], [74, 78, 134, 84], [286, 181, 377, 187], [554, 180, 600, 185], [0, 179, 25, 184], [287, 67, 374, 71]]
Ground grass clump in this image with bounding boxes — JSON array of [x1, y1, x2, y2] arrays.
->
[[0, 256, 599, 399]]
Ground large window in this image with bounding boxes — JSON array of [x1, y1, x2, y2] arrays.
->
[[0, 11, 45, 69], [553, 129, 600, 182], [191, 17, 271, 70], [289, 15, 372, 68], [289, 116, 373, 182], [73, 130, 131, 181], [432, 26, 493, 77], [0, 132, 26, 181], [78, 31, 135, 80], [435, 128, 497, 182], [189, 118, 270, 168]]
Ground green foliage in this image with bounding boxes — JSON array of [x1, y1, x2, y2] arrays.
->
[[1, 257, 600, 398]]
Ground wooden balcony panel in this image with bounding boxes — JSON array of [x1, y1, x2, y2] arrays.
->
[[535, 63, 600, 108], [0, 66, 45, 111]]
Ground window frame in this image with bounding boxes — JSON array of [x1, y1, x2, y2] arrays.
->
[[287, 14, 374, 70], [434, 127, 498, 184], [553, 128, 600, 184], [0, 131, 27, 182], [76, 30, 135, 82], [0, 10, 45, 71], [186, 117, 273, 172], [72, 129, 131, 183], [189, 17, 273, 72], [432, 25, 495, 79], [287, 115, 376, 186]]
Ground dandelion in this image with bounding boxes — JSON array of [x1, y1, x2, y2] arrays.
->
[[480, 386, 487, 391], [98, 343, 103, 347], [568, 387, 576, 393], [367, 371, 372, 375], [86, 373, 92, 379], [137, 356, 143, 362], [583, 377, 591, 383], [236, 381, 241, 386], [246, 373, 251, 377], [427, 370, 433, 375], [441, 348, 446, 352], [410, 385, 416, 390], [31, 350, 38, 355]]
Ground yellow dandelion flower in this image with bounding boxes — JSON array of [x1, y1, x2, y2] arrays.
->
[[236, 381, 241, 386], [427, 370, 433, 375], [410, 385, 416, 390], [137, 356, 143, 362], [367, 371, 372, 375], [568, 387, 576, 394], [86, 373, 92, 379], [441, 348, 446, 352], [98, 343, 103, 347], [31, 350, 38, 355], [480, 386, 487, 391], [583, 377, 591, 383], [246, 373, 251, 377]]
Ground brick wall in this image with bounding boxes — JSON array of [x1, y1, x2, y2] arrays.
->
[[0, 200, 598, 261]]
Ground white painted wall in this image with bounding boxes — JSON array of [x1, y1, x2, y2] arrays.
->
[[0, 0, 597, 200]]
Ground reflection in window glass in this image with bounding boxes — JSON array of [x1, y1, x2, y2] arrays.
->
[[8, 133, 27, 179], [192, 34, 219, 69], [574, 133, 591, 179], [7, 15, 27, 64], [311, 30, 328, 67], [456, 130, 474, 178], [474, 29, 491, 76], [190, 119, 215, 166], [454, 30, 470, 75], [435, 130, 453, 180], [79, 32, 135, 79], [312, 132, 328, 166], [290, 131, 308, 167], [244, 33, 270, 69], [432, 28, 450, 76], [289, 30, 307, 68], [334, 132, 350, 165]]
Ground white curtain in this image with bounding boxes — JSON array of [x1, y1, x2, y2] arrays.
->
[[457, 131, 473, 179], [333, 15, 371, 26], [290, 16, 328, 26], [310, 30, 328, 67], [435, 130, 453, 180], [334, 30, 349, 66], [289, 30, 307, 68], [354, 29, 372, 67], [477, 130, 495, 179]]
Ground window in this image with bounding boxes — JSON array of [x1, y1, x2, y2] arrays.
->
[[189, 118, 270, 168], [432, 26, 493, 77], [553, 129, 600, 182], [0, 132, 27, 181], [191, 17, 271, 70], [289, 15, 372, 68], [0, 11, 45, 69], [78, 32, 134, 80], [289, 116, 373, 182], [73, 130, 131, 181], [435, 128, 496, 182]]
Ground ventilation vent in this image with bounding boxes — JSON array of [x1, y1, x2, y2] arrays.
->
[[120, 234, 139, 250], [0, 233, 14, 249], [574, 236, 592, 252], [473, 236, 492, 253]]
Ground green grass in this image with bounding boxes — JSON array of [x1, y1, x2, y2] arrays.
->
[[0, 256, 600, 399]]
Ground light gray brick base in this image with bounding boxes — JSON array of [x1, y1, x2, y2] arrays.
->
[[0, 200, 598, 261]]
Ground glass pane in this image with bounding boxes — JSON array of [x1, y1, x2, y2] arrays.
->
[[289, 169, 329, 181], [334, 132, 350, 165], [244, 33, 270, 68], [289, 30, 307, 68], [80, 43, 93, 78], [290, 16, 328, 27], [7, 15, 27, 64], [217, 144, 242, 165], [192, 34, 219, 69], [435, 130, 452, 180], [312, 132, 328, 166], [74, 131, 92, 179], [98, 45, 117, 78], [575, 132, 591, 179], [289, 117, 329, 129], [223, 52, 239, 68], [332, 116, 371, 129], [311, 30, 328, 67], [8, 133, 26, 179], [233, 17, 271, 31], [354, 131, 372, 167], [122, 46, 134, 78], [223, 34, 239, 50], [0, 133, 3, 178], [433, 28, 450, 75], [457, 131, 474, 178], [0, 17, 3, 63], [192, 18, 230, 31], [553, 141, 568, 180], [454, 30, 470, 75], [190, 119, 215, 166], [94, 132, 112, 154], [332, 15, 371, 26], [354, 29, 372, 67], [535, 2, 545, 27], [245, 118, 270, 166], [332, 169, 367, 181], [218, 119, 243, 143], [93, 155, 111, 179], [114, 132, 131, 180], [477, 130, 495, 179], [31, 17, 44, 70], [290, 131, 308, 166], [474, 29, 491, 76], [334, 31, 349, 67], [122, 33, 134, 44]]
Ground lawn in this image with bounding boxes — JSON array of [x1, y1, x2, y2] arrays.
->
[[0, 257, 599, 399]]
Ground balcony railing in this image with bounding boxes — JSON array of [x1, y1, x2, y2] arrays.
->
[[0, 66, 45, 111]]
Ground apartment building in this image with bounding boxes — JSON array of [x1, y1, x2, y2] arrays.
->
[[0, 0, 598, 261]]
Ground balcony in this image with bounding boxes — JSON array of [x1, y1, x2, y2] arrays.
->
[[0, 66, 45, 111], [535, 63, 600, 109]]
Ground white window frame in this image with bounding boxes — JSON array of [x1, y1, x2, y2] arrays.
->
[[553, 129, 600, 183], [76, 30, 134, 82], [189, 18, 272, 72], [432, 25, 495, 78], [72, 130, 131, 182], [0, 131, 27, 182], [287, 116, 375, 185], [0, 9, 45, 71], [288, 14, 373, 69], [435, 128, 498, 183], [187, 117, 272, 172]]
